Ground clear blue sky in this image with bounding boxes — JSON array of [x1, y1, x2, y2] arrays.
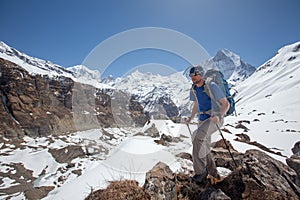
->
[[1, 0, 300, 77]]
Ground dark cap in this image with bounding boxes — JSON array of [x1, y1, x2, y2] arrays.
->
[[189, 65, 204, 77]]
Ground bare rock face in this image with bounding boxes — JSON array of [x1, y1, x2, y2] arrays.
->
[[0, 58, 147, 140], [291, 141, 300, 156], [286, 141, 300, 185], [286, 157, 300, 186], [0, 58, 77, 139]]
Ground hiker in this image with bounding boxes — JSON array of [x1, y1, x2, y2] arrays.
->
[[185, 65, 230, 185]]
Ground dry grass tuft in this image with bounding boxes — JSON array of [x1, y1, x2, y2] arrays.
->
[[85, 180, 150, 200]]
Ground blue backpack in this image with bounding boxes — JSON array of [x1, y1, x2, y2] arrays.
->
[[203, 69, 236, 116]]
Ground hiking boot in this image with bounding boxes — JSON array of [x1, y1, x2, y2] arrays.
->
[[190, 171, 208, 185], [207, 174, 224, 185]]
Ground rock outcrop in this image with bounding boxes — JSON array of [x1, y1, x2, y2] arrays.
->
[[286, 141, 300, 186], [144, 162, 177, 200], [87, 148, 300, 199], [0, 58, 147, 140], [147, 149, 300, 199]]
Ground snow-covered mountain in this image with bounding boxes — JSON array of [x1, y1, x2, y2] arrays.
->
[[236, 41, 300, 104], [0, 41, 255, 118], [103, 49, 256, 117], [108, 71, 191, 117], [67, 65, 101, 80], [0, 41, 75, 78], [203, 49, 256, 85], [0, 41, 111, 89]]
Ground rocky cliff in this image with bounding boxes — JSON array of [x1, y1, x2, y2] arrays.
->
[[0, 58, 147, 140]]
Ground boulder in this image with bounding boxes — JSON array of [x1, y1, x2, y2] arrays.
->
[[48, 145, 85, 163], [291, 141, 300, 157], [143, 162, 177, 200], [216, 149, 300, 199]]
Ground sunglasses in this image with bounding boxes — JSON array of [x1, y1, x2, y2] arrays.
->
[[189, 72, 200, 77]]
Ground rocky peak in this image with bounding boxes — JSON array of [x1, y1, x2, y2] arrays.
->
[[214, 49, 241, 66], [203, 49, 256, 85]]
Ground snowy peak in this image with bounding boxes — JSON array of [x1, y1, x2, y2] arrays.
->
[[67, 65, 101, 80], [214, 49, 241, 66], [69, 65, 111, 89], [204, 49, 256, 85]]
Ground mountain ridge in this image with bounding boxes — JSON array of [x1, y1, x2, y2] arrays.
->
[[0, 41, 256, 119]]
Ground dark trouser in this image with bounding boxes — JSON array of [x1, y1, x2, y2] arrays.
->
[[191, 118, 224, 177]]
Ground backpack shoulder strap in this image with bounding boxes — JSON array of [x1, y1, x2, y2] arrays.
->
[[203, 79, 214, 100], [204, 80, 222, 109], [191, 84, 197, 102]]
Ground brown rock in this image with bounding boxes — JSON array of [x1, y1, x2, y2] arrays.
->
[[217, 149, 300, 199], [48, 145, 85, 163], [143, 162, 177, 200], [0, 57, 147, 140], [292, 141, 300, 156], [286, 157, 300, 185]]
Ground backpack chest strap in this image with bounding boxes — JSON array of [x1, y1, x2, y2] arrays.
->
[[197, 110, 212, 115]]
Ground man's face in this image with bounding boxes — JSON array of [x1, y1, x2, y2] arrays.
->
[[190, 74, 202, 84]]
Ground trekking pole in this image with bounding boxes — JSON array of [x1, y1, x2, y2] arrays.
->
[[216, 124, 238, 168], [186, 123, 192, 137], [183, 117, 192, 137]]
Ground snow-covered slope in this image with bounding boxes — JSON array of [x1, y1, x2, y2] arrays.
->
[[236, 42, 300, 104], [225, 41, 300, 159], [67, 65, 112, 89], [0, 41, 112, 89], [0, 41, 75, 78]]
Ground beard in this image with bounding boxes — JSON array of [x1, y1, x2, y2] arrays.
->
[[193, 79, 201, 85]]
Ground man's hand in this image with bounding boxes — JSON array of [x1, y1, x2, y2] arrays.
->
[[183, 117, 191, 124], [210, 115, 220, 124]]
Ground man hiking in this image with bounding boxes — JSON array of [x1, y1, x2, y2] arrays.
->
[[185, 65, 230, 185]]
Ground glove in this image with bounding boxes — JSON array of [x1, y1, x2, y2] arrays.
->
[[183, 117, 191, 124]]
